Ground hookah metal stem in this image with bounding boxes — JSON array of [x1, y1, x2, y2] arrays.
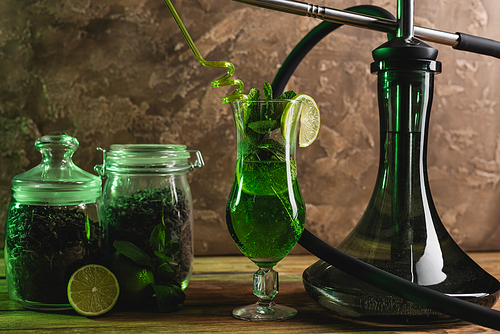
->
[[299, 229, 500, 331], [234, 0, 456, 45], [234, 0, 500, 58], [397, 0, 414, 39], [389, 0, 415, 263]]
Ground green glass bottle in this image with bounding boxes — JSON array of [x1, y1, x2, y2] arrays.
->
[[303, 37, 500, 324]]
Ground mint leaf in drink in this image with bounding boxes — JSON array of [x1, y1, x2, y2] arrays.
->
[[258, 139, 286, 161], [240, 84, 296, 160], [244, 88, 261, 124], [263, 83, 277, 120], [267, 88, 297, 122], [243, 88, 262, 144], [248, 87, 261, 100], [278, 90, 297, 100], [238, 140, 257, 158], [248, 120, 278, 134], [263, 82, 273, 100], [272, 90, 297, 120]]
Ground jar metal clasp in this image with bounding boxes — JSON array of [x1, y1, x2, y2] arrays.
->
[[187, 150, 204, 171], [94, 147, 107, 179]]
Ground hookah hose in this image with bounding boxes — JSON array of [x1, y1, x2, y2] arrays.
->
[[300, 230, 500, 330], [271, 5, 500, 331], [272, 5, 395, 97]]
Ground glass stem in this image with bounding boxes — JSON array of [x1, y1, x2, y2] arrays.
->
[[253, 267, 278, 313]]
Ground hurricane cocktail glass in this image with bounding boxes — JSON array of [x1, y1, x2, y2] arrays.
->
[[226, 99, 306, 321]]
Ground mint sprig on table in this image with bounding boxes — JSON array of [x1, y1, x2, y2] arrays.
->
[[112, 220, 185, 313], [240, 83, 296, 160]]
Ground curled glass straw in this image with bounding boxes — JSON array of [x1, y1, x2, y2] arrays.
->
[[163, 0, 248, 103]]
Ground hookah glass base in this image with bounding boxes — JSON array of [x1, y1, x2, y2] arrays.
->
[[303, 129, 500, 323], [303, 250, 500, 324], [302, 38, 500, 324], [302, 132, 500, 323]]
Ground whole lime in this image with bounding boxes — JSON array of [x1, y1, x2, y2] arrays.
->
[[107, 253, 155, 306]]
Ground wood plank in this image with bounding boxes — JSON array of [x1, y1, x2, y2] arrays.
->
[[0, 249, 4, 278], [1, 252, 500, 333], [2, 279, 498, 333]]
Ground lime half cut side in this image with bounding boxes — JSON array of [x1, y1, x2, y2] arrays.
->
[[67, 264, 120, 317], [281, 94, 321, 147]]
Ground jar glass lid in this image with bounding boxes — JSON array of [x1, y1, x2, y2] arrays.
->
[[11, 132, 102, 206], [103, 144, 196, 173]]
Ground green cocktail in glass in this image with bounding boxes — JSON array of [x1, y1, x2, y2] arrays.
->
[[227, 159, 305, 268], [161, 1, 320, 320], [226, 99, 306, 320]]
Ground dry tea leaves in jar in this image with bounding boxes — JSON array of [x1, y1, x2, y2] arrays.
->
[[4, 132, 103, 310], [96, 144, 203, 312]]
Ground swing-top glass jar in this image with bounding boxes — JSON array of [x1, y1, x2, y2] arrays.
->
[[4, 132, 103, 310], [96, 144, 203, 307]]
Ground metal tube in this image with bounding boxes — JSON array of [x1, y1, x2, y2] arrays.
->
[[398, 0, 414, 38], [234, 0, 459, 46]]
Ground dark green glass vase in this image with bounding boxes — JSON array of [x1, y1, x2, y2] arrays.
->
[[303, 38, 500, 324]]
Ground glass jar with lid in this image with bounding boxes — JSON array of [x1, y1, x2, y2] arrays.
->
[[4, 132, 103, 310], [95, 144, 203, 307]]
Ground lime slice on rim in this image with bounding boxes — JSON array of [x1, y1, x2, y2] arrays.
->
[[67, 264, 120, 317], [281, 94, 321, 147]]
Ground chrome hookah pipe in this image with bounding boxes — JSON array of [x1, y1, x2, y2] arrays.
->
[[398, 0, 413, 39], [232, 0, 500, 330], [234, 0, 500, 58]]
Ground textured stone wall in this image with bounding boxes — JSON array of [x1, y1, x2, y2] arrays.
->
[[1, 0, 500, 255]]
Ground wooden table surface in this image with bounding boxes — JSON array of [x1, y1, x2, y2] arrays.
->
[[2, 249, 500, 333]]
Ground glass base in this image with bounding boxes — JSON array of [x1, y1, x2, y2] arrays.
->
[[303, 262, 500, 324], [233, 267, 298, 321], [14, 299, 72, 311], [232, 302, 297, 321]]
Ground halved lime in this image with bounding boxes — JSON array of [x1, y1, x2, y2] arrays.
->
[[67, 264, 120, 317], [281, 94, 321, 147]]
